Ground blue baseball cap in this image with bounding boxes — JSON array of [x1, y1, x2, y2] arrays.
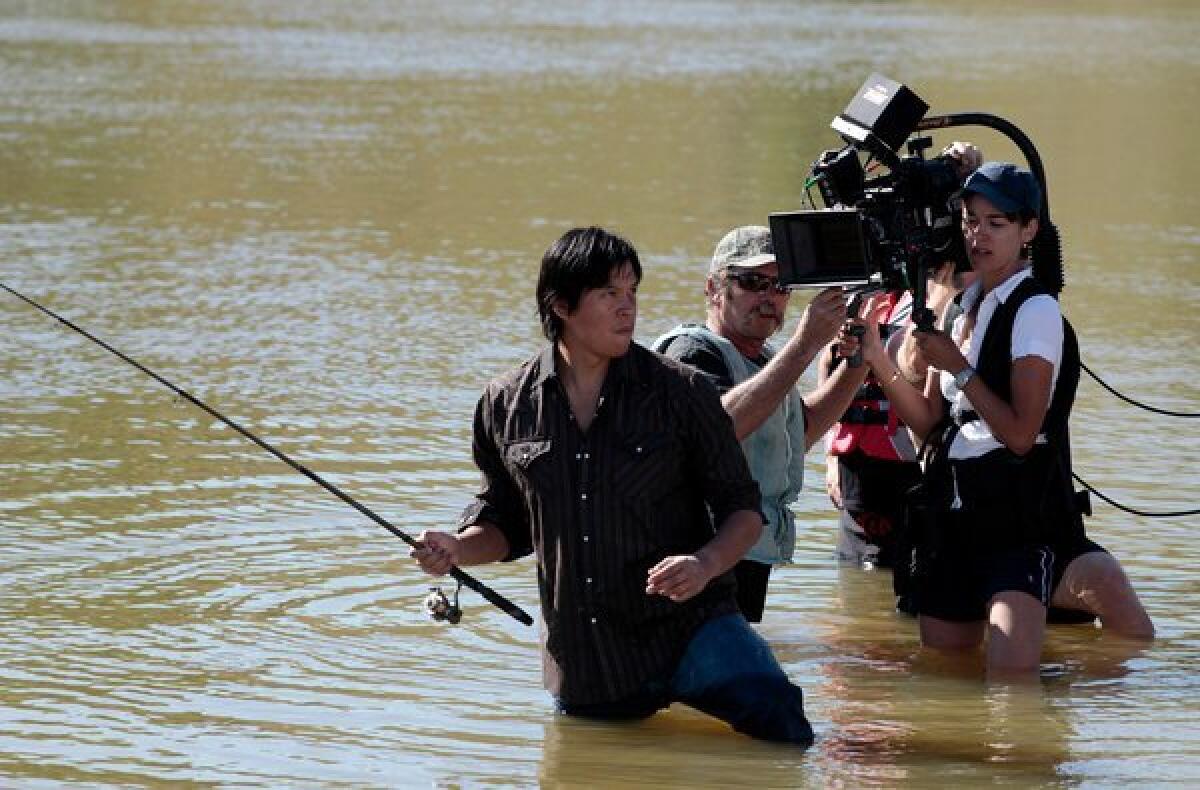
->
[[961, 162, 1042, 217]]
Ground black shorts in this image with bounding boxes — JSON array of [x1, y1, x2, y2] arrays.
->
[[1047, 536, 1109, 625], [914, 534, 1056, 622]]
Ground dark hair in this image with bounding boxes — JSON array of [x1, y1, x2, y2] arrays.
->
[[536, 227, 641, 342]]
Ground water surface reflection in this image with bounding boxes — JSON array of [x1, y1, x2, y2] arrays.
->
[[2, 1, 1198, 786]]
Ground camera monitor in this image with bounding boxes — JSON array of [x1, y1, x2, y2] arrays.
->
[[769, 209, 872, 288], [831, 73, 928, 154]]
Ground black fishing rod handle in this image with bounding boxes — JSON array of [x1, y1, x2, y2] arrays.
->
[[451, 566, 534, 625]]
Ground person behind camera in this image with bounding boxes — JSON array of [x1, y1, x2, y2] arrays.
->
[[847, 162, 1084, 674], [412, 226, 815, 744], [900, 256, 1154, 639], [653, 226, 865, 622]]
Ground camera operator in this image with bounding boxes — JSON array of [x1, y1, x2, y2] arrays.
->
[[843, 161, 1150, 675], [653, 226, 864, 622], [897, 267, 1154, 639]]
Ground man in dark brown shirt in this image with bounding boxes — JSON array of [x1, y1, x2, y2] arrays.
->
[[413, 226, 814, 745]]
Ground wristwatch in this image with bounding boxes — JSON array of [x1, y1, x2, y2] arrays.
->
[[953, 365, 976, 390]]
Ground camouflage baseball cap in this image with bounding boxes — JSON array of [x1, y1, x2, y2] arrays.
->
[[710, 225, 775, 273]]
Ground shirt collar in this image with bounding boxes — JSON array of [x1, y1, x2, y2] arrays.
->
[[960, 266, 1032, 313], [531, 342, 644, 389], [532, 344, 559, 388]]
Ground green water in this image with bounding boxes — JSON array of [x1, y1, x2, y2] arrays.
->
[[2, 1, 1197, 786]]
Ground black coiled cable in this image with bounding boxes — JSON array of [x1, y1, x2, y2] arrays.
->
[[1033, 222, 1197, 516]]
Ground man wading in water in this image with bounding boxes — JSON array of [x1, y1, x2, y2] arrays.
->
[[412, 226, 814, 745]]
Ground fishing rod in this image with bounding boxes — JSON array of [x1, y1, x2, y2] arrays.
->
[[1, 281, 533, 627]]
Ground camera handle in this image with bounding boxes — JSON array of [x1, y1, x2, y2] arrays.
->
[[845, 291, 866, 367], [836, 286, 885, 367], [911, 262, 937, 333]]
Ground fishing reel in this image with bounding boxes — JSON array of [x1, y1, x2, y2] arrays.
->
[[423, 583, 462, 624]]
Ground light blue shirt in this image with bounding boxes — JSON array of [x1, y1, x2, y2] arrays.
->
[[654, 325, 807, 564]]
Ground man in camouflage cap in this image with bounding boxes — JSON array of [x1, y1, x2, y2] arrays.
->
[[655, 225, 868, 621], [709, 224, 778, 272]]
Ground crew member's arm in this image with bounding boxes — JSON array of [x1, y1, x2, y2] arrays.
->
[[800, 354, 870, 446], [953, 356, 1052, 455], [816, 345, 843, 507], [806, 292, 897, 444], [721, 287, 847, 439], [824, 452, 842, 508], [889, 327, 928, 387]]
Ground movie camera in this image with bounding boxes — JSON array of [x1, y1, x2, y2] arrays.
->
[[769, 74, 1061, 329]]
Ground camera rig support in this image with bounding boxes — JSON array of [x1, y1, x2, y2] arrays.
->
[[917, 110, 1063, 297], [772, 74, 1065, 332]]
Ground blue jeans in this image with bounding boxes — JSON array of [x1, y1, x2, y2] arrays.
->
[[556, 613, 813, 746]]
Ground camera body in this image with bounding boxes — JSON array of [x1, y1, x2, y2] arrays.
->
[[771, 74, 967, 292]]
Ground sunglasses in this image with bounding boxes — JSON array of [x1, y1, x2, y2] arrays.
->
[[724, 268, 788, 294]]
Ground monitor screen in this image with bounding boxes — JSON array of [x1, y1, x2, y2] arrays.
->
[[768, 209, 872, 288]]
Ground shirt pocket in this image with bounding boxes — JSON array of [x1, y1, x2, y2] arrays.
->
[[501, 438, 555, 497]]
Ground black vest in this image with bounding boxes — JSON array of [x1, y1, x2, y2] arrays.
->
[[923, 278, 1083, 548], [965, 277, 1079, 443]]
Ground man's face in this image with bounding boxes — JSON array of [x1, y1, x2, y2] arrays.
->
[[557, 262, 638, 360], [708, 261, 790, 344]]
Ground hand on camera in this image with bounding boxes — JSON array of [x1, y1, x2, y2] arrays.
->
[[796, 287, 849, 349], [837, 293, 889, 369], [942, 141, 983, 179], [892, 328, 929, 385], [912, 327, 968, 374], [833, 322, 863, 363]]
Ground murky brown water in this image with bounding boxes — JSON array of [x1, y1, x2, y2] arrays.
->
[[2, 1, 1198, 786]]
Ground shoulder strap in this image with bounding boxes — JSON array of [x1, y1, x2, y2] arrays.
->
[[974, 278, 1045, 404], [1045, 316, 1080, 440], [974, 278, 1078, 439], [942, 295, 964, 333]]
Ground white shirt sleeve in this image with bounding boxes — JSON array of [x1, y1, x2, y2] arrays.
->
[[1010, 294, 1063, 371]]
